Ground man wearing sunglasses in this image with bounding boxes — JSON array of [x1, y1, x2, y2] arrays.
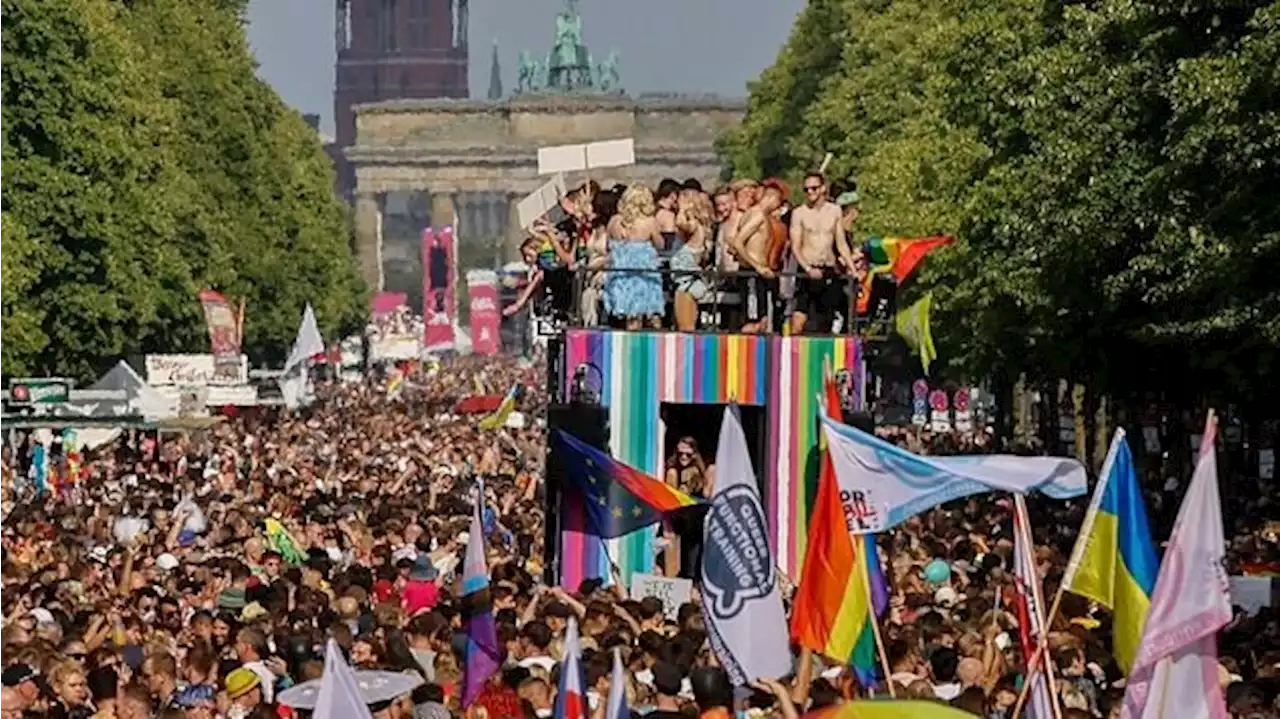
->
[[788, 172, 859, 334]]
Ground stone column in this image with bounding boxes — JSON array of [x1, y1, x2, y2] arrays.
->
[[430, 190, 456, 230], [505, 194, 524, 263], [353, 192, 384, 291]]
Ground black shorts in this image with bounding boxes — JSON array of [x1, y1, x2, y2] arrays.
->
[[737, 275, 773, 322], [794, 268, 847, 329]]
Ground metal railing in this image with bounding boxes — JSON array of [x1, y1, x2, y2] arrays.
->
[[523, 262, 898, 337]]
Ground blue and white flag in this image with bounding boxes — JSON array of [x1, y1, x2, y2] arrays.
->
[[700, 405, 791, 685], [820, 412, 1087, 532]]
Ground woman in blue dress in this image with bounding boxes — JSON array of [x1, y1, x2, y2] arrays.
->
[[603, 185, 666, 329]]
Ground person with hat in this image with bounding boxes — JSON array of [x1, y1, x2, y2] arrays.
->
[[401, 554, 440, 616], [223, 668, 262, 716], [1, 664, 43, 714]]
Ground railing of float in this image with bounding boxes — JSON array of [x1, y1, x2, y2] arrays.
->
[[524, 263, 898, 338]]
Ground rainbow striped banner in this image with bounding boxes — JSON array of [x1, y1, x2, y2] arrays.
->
[[560, 331, 861, 587]]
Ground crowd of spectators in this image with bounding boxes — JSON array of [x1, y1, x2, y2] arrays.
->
[[2, 355, 1277, 718]]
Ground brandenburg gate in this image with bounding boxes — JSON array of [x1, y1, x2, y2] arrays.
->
[[346, 94, 744, 290]]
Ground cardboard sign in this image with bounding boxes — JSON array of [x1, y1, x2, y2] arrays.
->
[[517, 174, 567, 230], [537, 145, 588, 175], [537, 138, 636, 175], [585, 138, 635, 169], [630, 572, 693, 619]]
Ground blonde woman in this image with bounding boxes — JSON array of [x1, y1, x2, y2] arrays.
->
[[603, 185, 665, 329], [670, 192, 715, 331]]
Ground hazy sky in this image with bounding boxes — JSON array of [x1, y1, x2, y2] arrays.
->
[[246, 0, 805, 135]]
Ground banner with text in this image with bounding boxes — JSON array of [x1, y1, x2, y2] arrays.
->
[[467, 270, 501, 356], [145, 354, 248, 386], [422, 226, 456, 352], [198, 290, 242, 376]]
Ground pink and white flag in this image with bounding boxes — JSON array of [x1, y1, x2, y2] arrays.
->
[[1122, 414, 1231, 719]]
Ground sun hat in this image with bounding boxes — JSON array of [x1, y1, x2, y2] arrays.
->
[[408, 554, 438, 582], [224, 668, 261, 699]]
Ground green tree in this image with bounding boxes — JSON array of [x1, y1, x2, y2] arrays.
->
[[2, 0, 198, 380], [124, 0, 366, 364]]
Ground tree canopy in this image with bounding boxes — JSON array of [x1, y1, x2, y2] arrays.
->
[[2, 0, 366, 382], [722, 0, 1280, 408]]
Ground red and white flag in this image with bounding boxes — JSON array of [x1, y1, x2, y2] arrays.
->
[[554, 618, 587, 719], [1013, 494, 1056, 719]]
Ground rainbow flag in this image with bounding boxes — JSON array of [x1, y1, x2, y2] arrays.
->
[[1061, 430, 1158, 674], [555, 430, 701, 539], [790, 374, 888, 688], [858, 235, 952, 313]]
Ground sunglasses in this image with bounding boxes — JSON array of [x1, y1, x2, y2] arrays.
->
[[804, 185, 823, 192], [677, 451, 694, 458]]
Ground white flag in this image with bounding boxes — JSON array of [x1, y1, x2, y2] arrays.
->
[[280, 303, 324, 409], [1122, 415, 1231, 719], [314, 639, 373, 719], [700, 405, 791, 685]]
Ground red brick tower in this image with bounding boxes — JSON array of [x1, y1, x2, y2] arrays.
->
[[334, 0, 469, 197]]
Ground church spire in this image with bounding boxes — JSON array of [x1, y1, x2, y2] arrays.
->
[[487, 39, 503, 100]]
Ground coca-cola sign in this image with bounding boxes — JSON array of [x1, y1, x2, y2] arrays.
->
[[145, 354, 248, 386]]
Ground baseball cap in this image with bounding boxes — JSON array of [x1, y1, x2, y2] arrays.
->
[[1, 664, 40, 687]]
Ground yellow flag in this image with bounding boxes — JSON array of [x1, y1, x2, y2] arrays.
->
[[895, 292, 936, 373]]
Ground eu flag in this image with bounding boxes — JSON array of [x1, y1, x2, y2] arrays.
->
[[555, 430, 700, 539]]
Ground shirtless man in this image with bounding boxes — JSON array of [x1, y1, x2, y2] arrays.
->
[[729, 179, 786, 333], [715, 180, 756, 330], [788, 172, 857, 334]]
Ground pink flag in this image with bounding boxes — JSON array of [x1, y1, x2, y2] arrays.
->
[[1122, 414, 1231, 719]]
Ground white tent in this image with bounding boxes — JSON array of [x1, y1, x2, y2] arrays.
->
[[59, 361, 176, 421]]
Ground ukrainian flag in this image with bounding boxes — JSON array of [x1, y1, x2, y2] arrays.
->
[[1061, 429, 1158, 674]]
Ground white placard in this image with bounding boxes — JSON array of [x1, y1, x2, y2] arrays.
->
[[517, 174, 567, 229], [145, 354, 248, 386], [585, 138, 635, 169], [630, 572, 693, 620], [1228, 576, 1274, 615], [537, 144, 587, 175]]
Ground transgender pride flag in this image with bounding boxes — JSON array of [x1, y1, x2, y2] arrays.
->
[[460, 488, 501, 707]]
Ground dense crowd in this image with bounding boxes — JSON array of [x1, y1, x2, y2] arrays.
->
[[503, 174, 868, 335], [2, 356, 1278, 718]]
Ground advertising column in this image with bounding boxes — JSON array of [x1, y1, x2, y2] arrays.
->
[[422, 226, 457, 352], [467, 270, 501, 356]]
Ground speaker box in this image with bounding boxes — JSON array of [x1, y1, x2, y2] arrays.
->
[[544, 403, 610, 584]]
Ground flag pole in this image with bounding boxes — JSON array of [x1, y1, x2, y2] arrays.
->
[[1041, 428, 1125, 635], [861, 534, 896, 699], [1011, 494, 1064, 719]]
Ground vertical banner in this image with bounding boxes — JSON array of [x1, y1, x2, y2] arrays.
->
[[198, 289, 243, 380], [422, 226, 456, 351], [467, 270, 501, 356]]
